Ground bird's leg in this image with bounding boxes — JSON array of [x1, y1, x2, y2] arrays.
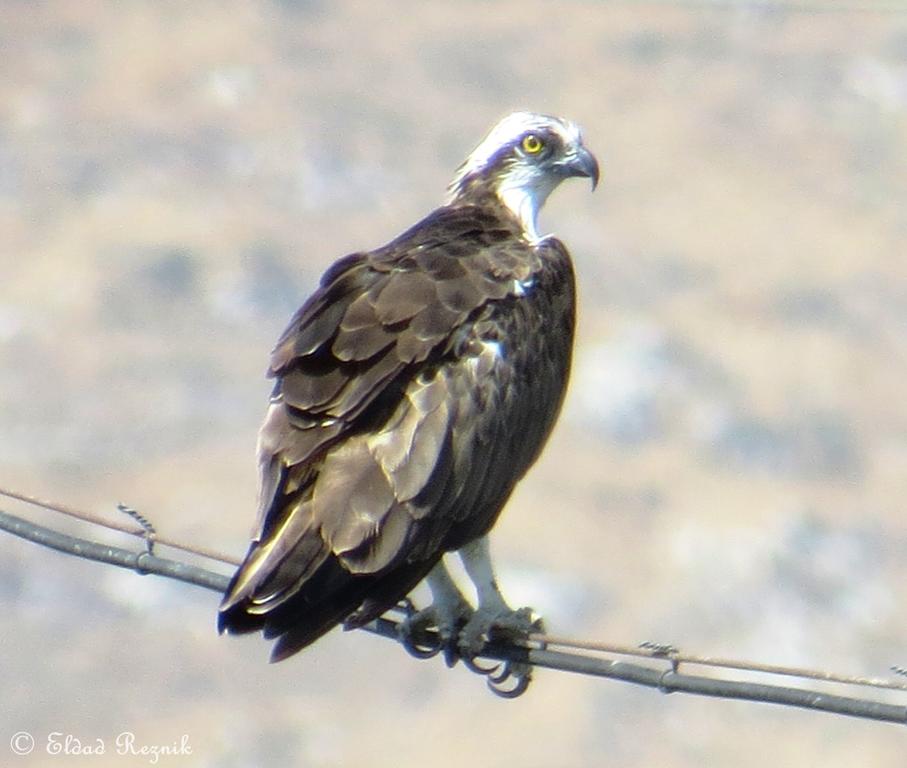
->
[[456, 536, 541, 696], [457, 536, 543, 656], [398, 559, 473, 663]]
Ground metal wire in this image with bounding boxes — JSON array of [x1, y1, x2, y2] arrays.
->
[[2, 505, 906, 721], [1, 490, 907, 721], [0, 507, 231, 592], [0, 485, 241, 566], [532, 634, 907, 693]]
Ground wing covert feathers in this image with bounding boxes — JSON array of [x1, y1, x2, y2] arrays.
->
[[218, 204, 576, 658]]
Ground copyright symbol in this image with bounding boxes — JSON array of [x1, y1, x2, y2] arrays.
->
[[9, 731, 34, 756]]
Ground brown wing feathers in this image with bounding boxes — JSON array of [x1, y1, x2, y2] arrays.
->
[[217, 207, 542, 654]]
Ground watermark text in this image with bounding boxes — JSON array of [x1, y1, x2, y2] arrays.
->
[[9, 731, 192, 763]]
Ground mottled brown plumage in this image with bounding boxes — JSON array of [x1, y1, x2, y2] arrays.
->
[[219, 112, 597, 662]]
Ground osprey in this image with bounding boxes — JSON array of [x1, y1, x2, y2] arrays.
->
[[219, 112, 598, 667]]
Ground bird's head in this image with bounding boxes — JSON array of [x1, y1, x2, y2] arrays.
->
[[446, 111, 599, 241]]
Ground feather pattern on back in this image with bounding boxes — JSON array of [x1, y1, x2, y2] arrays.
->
[[218, 111, 595, 660]]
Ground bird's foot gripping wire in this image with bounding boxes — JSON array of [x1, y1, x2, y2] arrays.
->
[[458, 606, 544, 698], [397, 596, 473, 668]]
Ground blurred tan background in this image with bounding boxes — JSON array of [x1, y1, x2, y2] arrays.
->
[[2, 0, 907, 765]]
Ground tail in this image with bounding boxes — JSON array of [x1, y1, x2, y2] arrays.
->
[[218, 544, 438, 662]]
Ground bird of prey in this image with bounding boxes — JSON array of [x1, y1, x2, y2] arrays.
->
[[218, 112, 598, 670]]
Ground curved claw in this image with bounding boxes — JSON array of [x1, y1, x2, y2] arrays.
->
[[487, 670, 532, 699], [462, 654, 503, 676], [460, 651, 534, 698], [399, 628, 444, 660], [397, 593, 538, 698], [488, 660, 515, 684]]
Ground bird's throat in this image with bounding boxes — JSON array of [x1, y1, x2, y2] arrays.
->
[[494, 175, 557, 244]]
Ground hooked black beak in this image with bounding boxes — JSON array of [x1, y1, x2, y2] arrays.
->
[[559, 145, 600, 190]]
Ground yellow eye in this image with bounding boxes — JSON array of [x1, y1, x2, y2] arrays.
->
[[521, 134, 544, 154]]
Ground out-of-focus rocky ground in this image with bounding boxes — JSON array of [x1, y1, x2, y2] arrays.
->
[[2, 1, 907, 765]]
